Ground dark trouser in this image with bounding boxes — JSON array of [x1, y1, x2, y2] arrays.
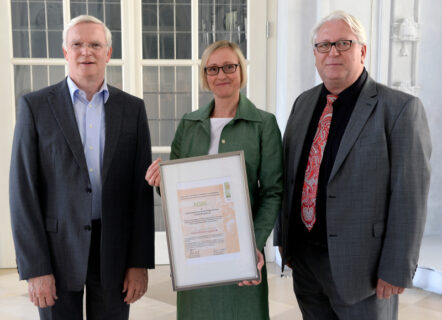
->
[[291, 242, 398, 320], [38, 220, 129, 320]]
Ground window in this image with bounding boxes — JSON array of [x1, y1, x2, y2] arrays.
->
[[7, 0, 265, 264]]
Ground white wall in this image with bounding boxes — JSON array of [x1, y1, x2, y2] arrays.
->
[[0, 0, 16, 268], [418, 0, 442, 235], [275, 0, 441, 236]]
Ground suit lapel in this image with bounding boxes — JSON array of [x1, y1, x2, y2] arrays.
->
[[48, 79, 88, 171], [102, 86, 123, 184], [328, 77, 378, 182], [289, 85, 321, 172]]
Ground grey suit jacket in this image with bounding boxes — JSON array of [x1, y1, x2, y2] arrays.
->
[[9, 78, 155, 291], [276, 76, 431, 304]]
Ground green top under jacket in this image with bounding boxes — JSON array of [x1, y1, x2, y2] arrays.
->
[[172, 94, 283, 320]]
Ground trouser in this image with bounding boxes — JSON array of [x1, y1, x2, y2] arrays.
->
[[38, 220, 129, 320], [291, 242, 398, 320]]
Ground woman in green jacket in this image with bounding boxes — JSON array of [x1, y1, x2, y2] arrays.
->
[[145, 40, 283, 320]]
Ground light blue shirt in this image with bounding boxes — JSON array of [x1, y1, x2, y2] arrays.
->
[[67, 76, 109, 220]]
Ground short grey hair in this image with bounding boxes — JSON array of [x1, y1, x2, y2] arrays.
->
[[63, 15, 112, 49], [311, 11, 367, 46], [200, 40, 247, 91]]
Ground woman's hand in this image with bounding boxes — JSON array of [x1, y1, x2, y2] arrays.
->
[[145, 158, 162, 187], [238, 249, 264, 286]]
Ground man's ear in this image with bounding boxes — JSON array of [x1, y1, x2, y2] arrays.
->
[[106, 46, 113, 63], [360, 44, 367, 64]]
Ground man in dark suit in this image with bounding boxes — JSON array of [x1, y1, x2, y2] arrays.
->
[[9, 15, 154, 319], [275, 11, 431, 319]]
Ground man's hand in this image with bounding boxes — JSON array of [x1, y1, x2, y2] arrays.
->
[[376, 278, 404, 299], [279, 246, 292, 269], [145, 158, 162, 187], [28, 274, 57, 308], [238, 249, 264, 286], [123, 268, 148, 304]]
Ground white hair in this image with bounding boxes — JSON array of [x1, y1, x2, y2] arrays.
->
[[62, 15, 112, 49], [311, 11, 367, 46]]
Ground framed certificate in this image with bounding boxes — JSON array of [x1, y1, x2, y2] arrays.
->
[[159, 151, 259, 291]]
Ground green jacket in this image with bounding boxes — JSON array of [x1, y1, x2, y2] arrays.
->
[[171, 94, 283, 250]]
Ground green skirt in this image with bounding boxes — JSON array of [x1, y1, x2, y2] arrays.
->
[[177, 263, 269, 320]]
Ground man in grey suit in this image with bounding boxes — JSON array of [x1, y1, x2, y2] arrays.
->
[[275, 11, 431, 319], [9, 15, 154, 319]]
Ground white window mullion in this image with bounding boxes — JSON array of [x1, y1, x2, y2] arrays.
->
[[192, 0, 199, 111], [121, 0, 142, 97]]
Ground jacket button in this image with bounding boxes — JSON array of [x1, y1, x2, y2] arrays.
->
[[221, 139, 226, 144], [86, 187, 92, 193], [84, 225, 91, 231]]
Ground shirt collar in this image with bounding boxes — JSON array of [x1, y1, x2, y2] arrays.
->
[[66, 76, 110, 104], [184, 93, 262, 122], [321, 68, 368, 106]]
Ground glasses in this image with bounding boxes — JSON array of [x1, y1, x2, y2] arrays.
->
[[69, 42, 107, 51], [314, 40, 360, 53], [204, 64, 240, 76]]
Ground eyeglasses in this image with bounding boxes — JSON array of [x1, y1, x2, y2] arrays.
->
[[69, 42, 107, 51], [204, 64, 240, 76], [314, 40, 360, 53]]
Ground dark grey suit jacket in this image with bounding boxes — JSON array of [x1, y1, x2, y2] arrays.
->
[[276, 76, 431, 304], [9, 78, 154, 291]]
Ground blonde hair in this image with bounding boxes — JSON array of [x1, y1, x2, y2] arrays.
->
[[200, 40, 247, 91], [63, 15, 112, 50], [311, 11, 367, 46]]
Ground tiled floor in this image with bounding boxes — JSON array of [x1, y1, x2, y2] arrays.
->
[[1, 262, 441, 319]]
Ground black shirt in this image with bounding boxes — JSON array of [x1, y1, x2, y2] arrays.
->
[[290, 69, 368, 247]]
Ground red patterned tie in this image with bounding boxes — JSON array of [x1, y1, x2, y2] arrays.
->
[[301, 94, 338, 231]]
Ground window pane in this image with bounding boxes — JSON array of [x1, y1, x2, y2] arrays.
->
[[143, 33, 158, 59], [143, 66, 191, 146], [49, 66, 66, 85], [159, 66, 175, 92], [106, 3, 121, 31], [29, 3, 46, 30], [159, 33, 174, 59], [32, 66, 49, 91], [106, 66, 122, 90], [148, 120, 160, 146], [31, 31, 47, 58], [112, 31, 122, 59], [88, 3, 104, 21], [14, 65, 31, 112], [47, 3, 64, 29], [159, 120, 175, 146], [142, 1, 193, 59], [159, 4, 173, 32], [144, 93, 159, 119], [11, 0, 63, 58], [199, 1, 247, 58], [142, 4, 157, 32], [48, 31, 63, 58], [160, 94, 175, 119], [176, 33, 191, 59], [143, 67, 159, 92], [11, 2, 28, 29], [176, 67, 191, 92], [176, 4, 191, 32], [176, 93, 191, 118], [70, 3, 87, 18], [70, 0, 122, 59], [12, 31, 30, 58]]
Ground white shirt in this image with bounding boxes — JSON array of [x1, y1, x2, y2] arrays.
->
[[208, 118, 233, 155]]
